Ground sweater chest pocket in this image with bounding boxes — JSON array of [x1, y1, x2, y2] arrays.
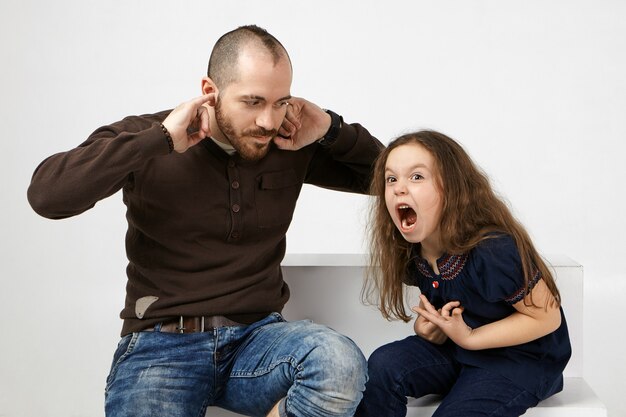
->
[[255, 169, 302, 228]]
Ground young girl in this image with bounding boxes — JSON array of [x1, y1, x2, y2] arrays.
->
[[355, 131, 571, 417]]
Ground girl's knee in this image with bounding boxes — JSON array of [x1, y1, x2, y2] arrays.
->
[[368, 339, 416, 374]]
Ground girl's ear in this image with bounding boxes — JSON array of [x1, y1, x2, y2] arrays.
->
[[201, 77, 219, 107]]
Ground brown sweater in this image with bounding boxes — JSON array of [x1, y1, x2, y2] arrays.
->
[[28, 110, 384, 335]]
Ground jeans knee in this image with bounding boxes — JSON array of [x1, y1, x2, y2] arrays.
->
[[307, 329, 366, 386], [334, 335, 368, 390], [286, 325, 367, 416]]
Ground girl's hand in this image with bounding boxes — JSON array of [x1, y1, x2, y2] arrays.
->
[[414, 294, 475, 349], [411, 300, 448, 344]]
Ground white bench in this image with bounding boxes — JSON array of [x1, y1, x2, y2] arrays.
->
[[206, 254, 606, 416]]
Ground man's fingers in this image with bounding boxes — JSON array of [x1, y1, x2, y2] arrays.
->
[[273, 135, 295, 150], [185, 94, 215, 125], [197, 105, 210, 138], [278, 124, 293, 138], [280, 117, 297, 136], [283, 103, 301, 130], [192, 93, 215, 108]]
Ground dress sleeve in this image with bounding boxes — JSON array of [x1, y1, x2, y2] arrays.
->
[[469, 234, 541, 305]]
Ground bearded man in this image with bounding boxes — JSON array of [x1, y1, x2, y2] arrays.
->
[[28, 25, 383, 417]]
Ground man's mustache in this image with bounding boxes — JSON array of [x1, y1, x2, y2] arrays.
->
[[243, 128, 278, 137]]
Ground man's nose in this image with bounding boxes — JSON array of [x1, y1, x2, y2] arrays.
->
[[256, 107, 275, 130]]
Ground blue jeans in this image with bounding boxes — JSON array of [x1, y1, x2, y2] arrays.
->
[[354, 336, 540, 417], [104, 313, 367, 417]]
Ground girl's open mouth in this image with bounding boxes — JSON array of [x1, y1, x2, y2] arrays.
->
[[397, 205, 417, 230]]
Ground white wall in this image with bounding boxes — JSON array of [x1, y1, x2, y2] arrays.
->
[[1, 0, 624, 416]]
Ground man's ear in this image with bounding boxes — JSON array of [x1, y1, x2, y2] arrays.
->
[[201, 77, 218, 107]]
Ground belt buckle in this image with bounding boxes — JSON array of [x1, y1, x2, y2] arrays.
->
[[175, 316, 185, 333], [175, 316, 206, 333]]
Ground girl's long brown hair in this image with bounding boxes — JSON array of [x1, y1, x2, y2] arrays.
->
[[364, 130, 560, 322]]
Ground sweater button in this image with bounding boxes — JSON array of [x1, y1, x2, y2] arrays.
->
[[432, 281, 439, 289], [232, 204, 240, 213], [231, 181, 240, 189]]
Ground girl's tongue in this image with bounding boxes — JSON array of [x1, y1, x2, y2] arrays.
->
[[400, 206, 417, 229]]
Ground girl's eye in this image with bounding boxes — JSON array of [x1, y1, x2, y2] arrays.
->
[[385, 176, 396, 184], [410, 173, 424, 181]]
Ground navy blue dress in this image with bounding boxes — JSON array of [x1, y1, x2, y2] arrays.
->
[[407, 234, 572, 399]]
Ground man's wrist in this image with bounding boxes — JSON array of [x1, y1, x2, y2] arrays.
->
[[160, 123, 174, 153], [317, 109, 342, 146]]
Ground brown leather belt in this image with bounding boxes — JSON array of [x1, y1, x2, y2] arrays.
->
[[147, 315, 246, 333]]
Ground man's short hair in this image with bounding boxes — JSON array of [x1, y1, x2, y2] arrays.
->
[[207, 25, 290, 89]]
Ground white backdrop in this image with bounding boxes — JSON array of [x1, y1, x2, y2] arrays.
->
[[1, 0, 625, 416]]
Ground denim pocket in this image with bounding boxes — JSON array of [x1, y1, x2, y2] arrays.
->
[[105, 332, 139, 393]]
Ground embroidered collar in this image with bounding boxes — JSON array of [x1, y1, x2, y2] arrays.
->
[[415, 253, 469, 281]]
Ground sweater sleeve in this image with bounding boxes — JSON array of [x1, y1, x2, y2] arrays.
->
[[305, 122, 385, 194], [27, 112, 171, 219]]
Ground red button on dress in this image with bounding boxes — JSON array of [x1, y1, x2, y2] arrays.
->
[[432, 281, 439, 289]]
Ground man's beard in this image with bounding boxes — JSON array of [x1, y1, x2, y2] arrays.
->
[[214, 99, 277, 161]]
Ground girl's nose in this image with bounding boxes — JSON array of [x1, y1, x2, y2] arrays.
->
[[394, 181, 408, 195]]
